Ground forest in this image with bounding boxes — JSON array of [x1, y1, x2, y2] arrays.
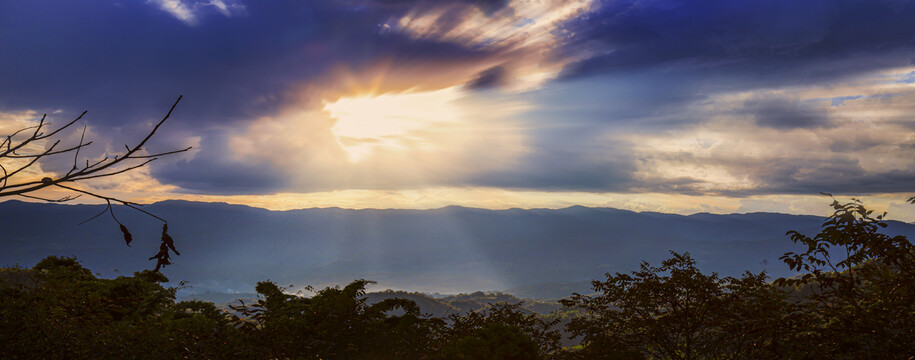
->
[[2, 197, 913, 359]]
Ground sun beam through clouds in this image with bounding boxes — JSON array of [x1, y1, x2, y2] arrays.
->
[[324, 88, 465, 162], [3, 0, 915, 220]]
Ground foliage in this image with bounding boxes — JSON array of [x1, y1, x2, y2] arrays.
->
[[441, 322, 541, 360], [561, 252, 789, 360], [560, 196, 915, 359], [439, 302, 562, 359], [228, 279, 439, 359], [1, 257, 561, 359], [0, 256, 238, 359], [775, 197, 915, 358]]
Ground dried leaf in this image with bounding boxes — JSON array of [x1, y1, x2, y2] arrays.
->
[[119, 224, 132, 246], [162, 224, 179, 255]]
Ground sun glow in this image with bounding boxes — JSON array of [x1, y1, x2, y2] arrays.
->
[[324, 87, 465, 161]]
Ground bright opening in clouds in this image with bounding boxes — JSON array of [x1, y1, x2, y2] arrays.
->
[[325, 88, 465, 162]]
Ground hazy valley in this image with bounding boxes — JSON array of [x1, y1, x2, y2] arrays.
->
[[4, 200, 914, 298]]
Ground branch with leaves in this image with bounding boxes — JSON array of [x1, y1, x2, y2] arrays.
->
[[0, 96, 190, 271]]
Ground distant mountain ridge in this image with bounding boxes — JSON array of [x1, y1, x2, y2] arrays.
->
[[179, 290, 562, 318], [3, 199, 914, 297]]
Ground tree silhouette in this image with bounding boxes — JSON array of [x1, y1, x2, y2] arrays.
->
[[561, 252, 790, 360], [775, 196, 915, 358], [0, 96, 190, 270], [439, 302, 562, 360]]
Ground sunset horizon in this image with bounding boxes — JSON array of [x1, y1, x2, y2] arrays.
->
[[2, 1, 915, 222]]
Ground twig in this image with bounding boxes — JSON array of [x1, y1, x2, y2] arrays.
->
[[0, 96, 189, 199], [0, 96, 187, 269]]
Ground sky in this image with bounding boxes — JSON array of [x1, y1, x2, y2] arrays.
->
[[2, 0, 915, 220]]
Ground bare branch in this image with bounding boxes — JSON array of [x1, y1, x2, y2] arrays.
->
[[54, 183, 167, 224], [53, 183, 138, 205], [0, 163, 7, 190], [18, 193, 81, 202], [0, 96, 187, 269], [1, 123, 41, 150], [0, 140, 61, 184], [0, 114, 46, 158], [69, 159, 156, 182], [68, 125, 88, 175], [130, 146, 193, 159], [34, 110, 87, 140], [124, 203, 168, 223], [4, 141, 93, 159], [0, 95, 188, 200], [79, 204, 112, 225]]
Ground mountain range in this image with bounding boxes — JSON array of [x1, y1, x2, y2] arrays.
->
[[3, 200, 914, 298]]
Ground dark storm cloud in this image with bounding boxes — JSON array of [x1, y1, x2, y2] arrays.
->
[[150, 135, 288, 195], [0, 0, 492, 128], [350, 0, 511, 16], [749, 161, 915, 196], [469, 146, 641, 192], [829, 138, 884, 153], [742, 96, 832, 129], [468, 0, 511, 16], [525, 73, 710, 130], [557, 0, 915, 84], [496, 0, 915, 196], [482, 149, 915, 197], [461, 123, 645, 192], [3, 0, 915, 197], [0, 0, 499, 194], [640, 151, 915, 197], [466, 66, 508, 90]]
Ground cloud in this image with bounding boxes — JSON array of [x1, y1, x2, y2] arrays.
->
[[900, 71, 915, 84], [466, 66, 508, 90], [1, 0, 551, 195], [556, 0, 915, 84], [0, 1, 504, 128], [207, 0, 244, 17], [147, 0, 246, 25], [383, 0, 593, 90], [831, 95, 863, 107], [743, 95, 832, 129], [148, 0, 198, 25], [3, 0, 915, 202], [620, 80, 915, 196], [115, 67, 537, 195], [350, 0, 512, 16], [150, 133, 288, 195], [0, 0, 518, 193]]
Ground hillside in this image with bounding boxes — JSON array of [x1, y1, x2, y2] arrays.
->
[[4, 200, 914, 296]]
